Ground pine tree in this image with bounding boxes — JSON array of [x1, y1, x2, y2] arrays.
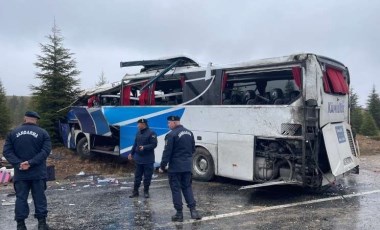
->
[[367, 85, 380, 128], [349, 88, 363, 134], [31, 24, 81, 145], [0, 79, 11, 137], [360, 111, 379, 136]]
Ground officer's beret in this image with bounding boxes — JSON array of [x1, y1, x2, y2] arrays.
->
[[137, 118, 148, 124], [167, 115, 180, 121], [25, 111, 41, 119]]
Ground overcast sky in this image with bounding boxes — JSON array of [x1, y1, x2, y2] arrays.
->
[[1, 0, 379, 106]]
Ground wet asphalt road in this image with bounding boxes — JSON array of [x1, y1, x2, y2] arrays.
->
[[1, 155, 380, 230]]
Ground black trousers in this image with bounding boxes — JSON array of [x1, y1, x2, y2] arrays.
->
[[133, 163, 154, 191], [168, 172, 196, 211], [13, 180, 47, 221]]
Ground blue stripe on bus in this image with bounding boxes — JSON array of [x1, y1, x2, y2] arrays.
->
[[103, 107, 175, 124], [73, 106, 185, 153], [119, 108, 185, 151]]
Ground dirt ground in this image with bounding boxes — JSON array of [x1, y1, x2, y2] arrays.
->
[[1, 134, 379, 182], [355, 134, 380, 155], [0, 139, 134, 183]]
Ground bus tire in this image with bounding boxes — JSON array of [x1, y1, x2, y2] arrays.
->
[[192, 147, 215, 181], [77, 137, 95, 159]]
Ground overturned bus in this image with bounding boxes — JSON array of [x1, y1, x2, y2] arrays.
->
[[60, 53, 359, 188]]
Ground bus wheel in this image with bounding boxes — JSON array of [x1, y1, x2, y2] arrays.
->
[[77, 137, 94, 159], [192, 148, 215, 181]]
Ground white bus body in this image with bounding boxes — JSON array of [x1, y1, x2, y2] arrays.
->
[[61, 53, 359, 188]]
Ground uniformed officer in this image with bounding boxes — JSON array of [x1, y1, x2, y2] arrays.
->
[[3, 111, 52, 230], [128, 118, 158, 198], [159, 115, 202, 222]]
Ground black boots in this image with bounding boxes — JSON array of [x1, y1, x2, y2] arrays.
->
[[171, 208, 202, 222], [16, 220, 26, 230], [38, 218, 49, 230], [16, 218, 49, 230], [171, 210, 184, 222], [130, 187, 149, 198], [144, 186, 149, 198], [144, 190, 150, 198], [129, 190, 139, 198], [190, 208, 202, 220], [129, 190, 149, 198]]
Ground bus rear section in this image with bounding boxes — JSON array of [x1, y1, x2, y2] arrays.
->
[[185, 54, 359, 188]]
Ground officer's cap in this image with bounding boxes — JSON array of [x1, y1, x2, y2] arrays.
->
[[137, 118, 148, 124], [25, 111, 41, 119], [167, 115, 180, 121]]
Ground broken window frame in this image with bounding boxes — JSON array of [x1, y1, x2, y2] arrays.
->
[[121, 76, 184, 106], [222, 67, 301, 105]]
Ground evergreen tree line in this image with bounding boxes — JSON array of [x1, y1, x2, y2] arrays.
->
[[0, 23, 380, 143], [350, 86, 380, 137]]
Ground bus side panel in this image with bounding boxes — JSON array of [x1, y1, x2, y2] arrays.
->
[[320, 94, 349, 127], [217, 133, 254, 181], [71, 107, 112, 136], [181, 106, 302, 137], [119, 124, 168, 165], [119, 125, 137, 157], [110, 106, 185, 163], [154, 135, 167, 166], [322, 122, 359, 176]]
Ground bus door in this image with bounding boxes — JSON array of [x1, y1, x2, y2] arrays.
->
[[322, 122, 359, 176], [217, 133, 254, 181]]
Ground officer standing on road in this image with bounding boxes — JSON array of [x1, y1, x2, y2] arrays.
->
[[159, 115, 202, 222], [128, 118, 158, 198], [3, 111, 52, 230]]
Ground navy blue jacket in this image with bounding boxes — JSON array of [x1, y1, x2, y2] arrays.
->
[[3, 123, 51, 181], [161, 125, 195, 172], [131, 127, 157, 164]]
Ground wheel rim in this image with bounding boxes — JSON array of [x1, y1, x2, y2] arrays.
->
[[194, 156, 208, 175], [82, 142, 90, 155]]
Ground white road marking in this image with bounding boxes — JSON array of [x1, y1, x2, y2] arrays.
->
[[123, 179, 168, 185], [155, 189, 380, 228], [151, 179, 169, 183]]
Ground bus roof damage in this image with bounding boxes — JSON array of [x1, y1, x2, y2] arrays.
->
[[120, 55, 199, 72]]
